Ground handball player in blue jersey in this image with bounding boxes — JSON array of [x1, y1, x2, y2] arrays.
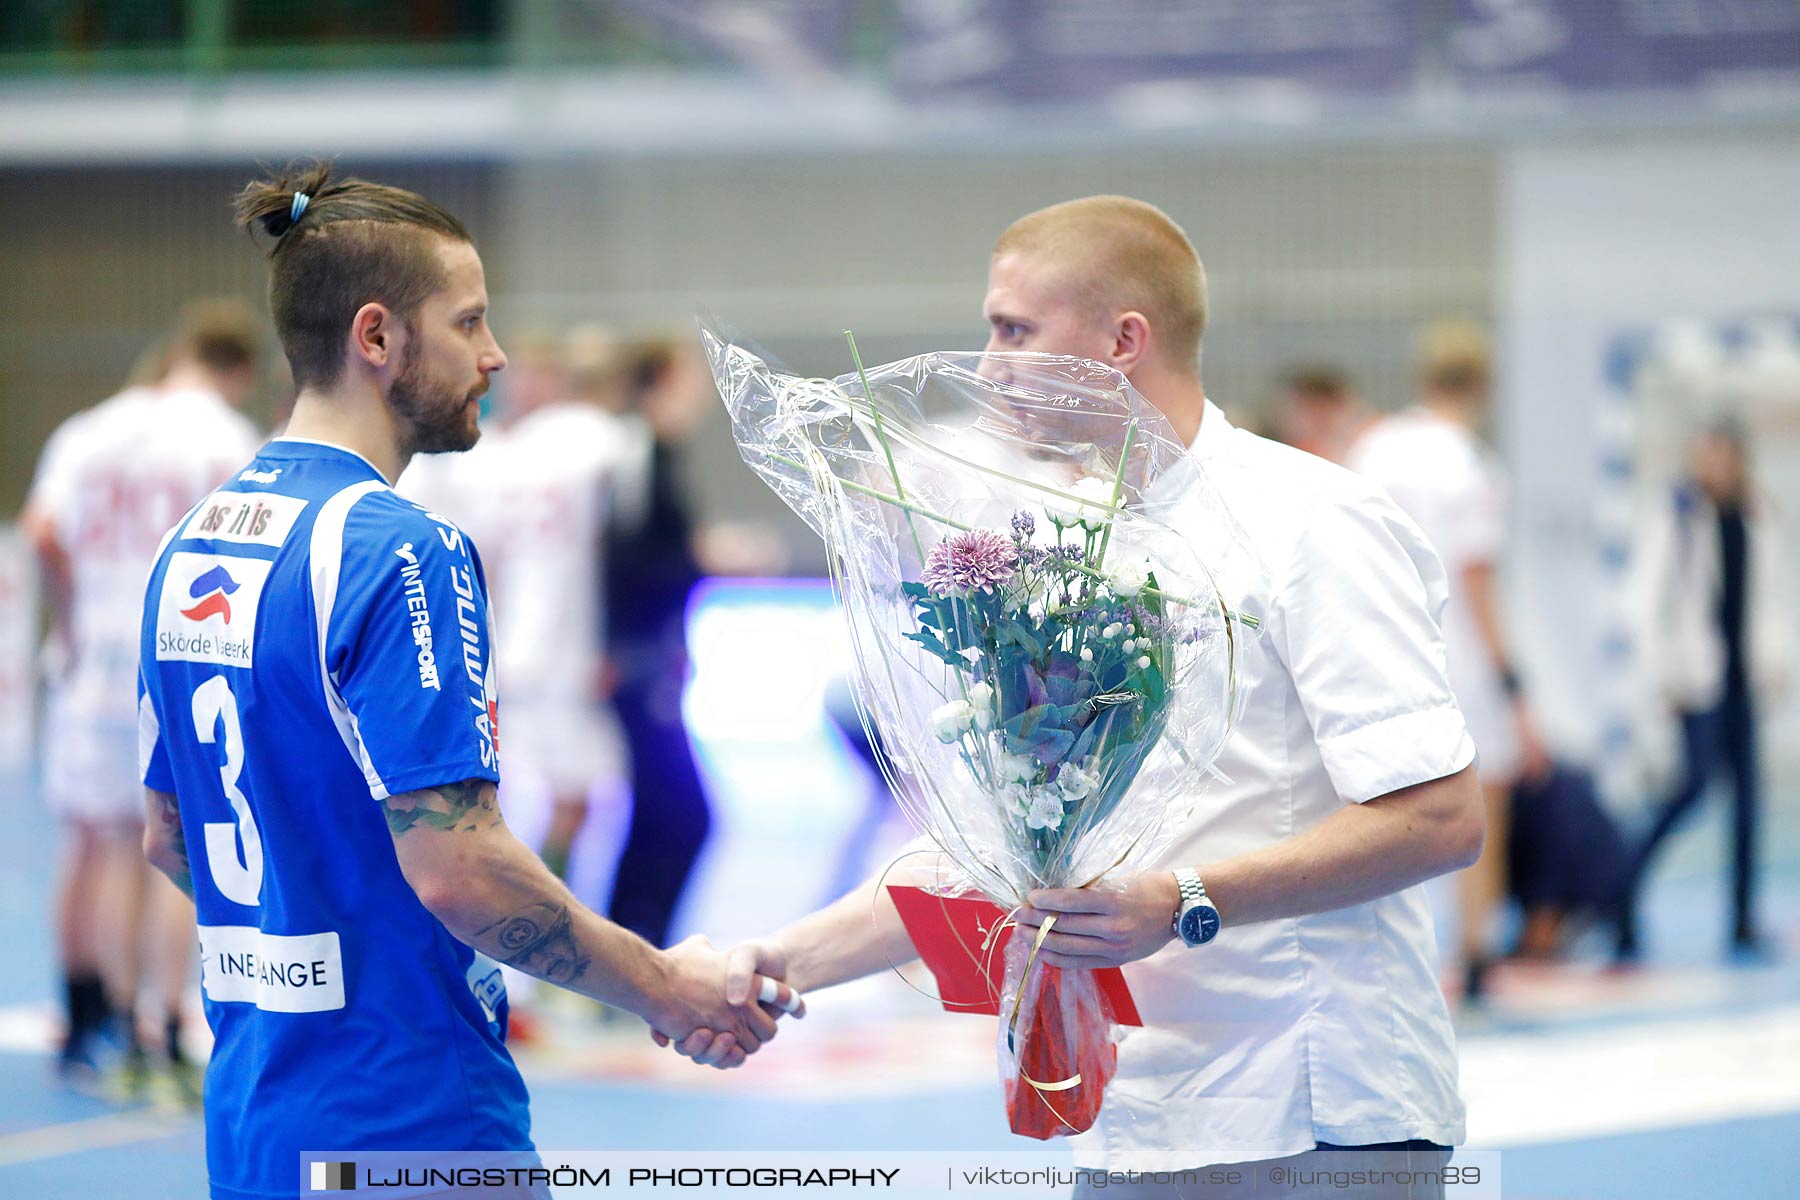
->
[[136, 162, 798, 1200]]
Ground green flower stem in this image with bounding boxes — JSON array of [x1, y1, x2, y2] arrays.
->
[[845, 330, 926, 561], [1091, 419, 1137, 573], [759, 447, 977, 531]]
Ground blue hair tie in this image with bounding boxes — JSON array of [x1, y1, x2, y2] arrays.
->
[[289, 191, 311, 223]]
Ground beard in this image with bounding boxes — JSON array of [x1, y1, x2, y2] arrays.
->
[[388, 337, 485, 456]]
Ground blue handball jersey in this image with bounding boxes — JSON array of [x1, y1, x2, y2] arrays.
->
[[137, 438, 531, 1200]]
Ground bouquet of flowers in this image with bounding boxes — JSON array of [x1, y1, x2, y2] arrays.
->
[[706, 328, 1256, 1138]]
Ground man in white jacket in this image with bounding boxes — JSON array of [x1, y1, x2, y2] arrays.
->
[[1620, 417, 1793, 961]]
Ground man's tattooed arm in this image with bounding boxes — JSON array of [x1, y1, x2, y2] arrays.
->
[[384, 777, 782, 1055], [380, 779, 502, 836], [383, 779, 613, 994], [477, 901, 592, 986], [143, 788, 195, 899]]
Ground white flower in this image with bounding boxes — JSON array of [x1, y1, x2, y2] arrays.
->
[[1120, 638, 1136, 654], [1025, 790, 1066, 831], [1079, 647, 1094, 663], [1109, 560, 1150, 599], [1102, 622, 1121, 639], [998, 752, 1037, 784], [1046, 476, 1118, 531], [931, 700, 976, 743], [967, 682, 995, 713], [1056, 763, 1099, 802], [1136, 655, 1152, 670]]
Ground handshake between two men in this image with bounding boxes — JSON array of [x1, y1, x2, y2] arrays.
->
[[643, 934, 807, 1069], [380, 778, 806, 1069], [385, 780, 1165, 1069], [646, 856, 1188, 1068]]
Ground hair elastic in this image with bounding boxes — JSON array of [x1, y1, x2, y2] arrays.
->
[[289, 191, 311, 224]]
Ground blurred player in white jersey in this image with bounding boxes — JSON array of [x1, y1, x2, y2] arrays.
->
[[24, 302, 264, 1091], [1346, 321, 1549, 1003], [403, 327, 634, 922]]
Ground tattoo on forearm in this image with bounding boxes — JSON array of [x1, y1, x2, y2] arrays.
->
[[153, 791, 196, 898], [478, 901, 591, 986], [380, 780, 500, 836]]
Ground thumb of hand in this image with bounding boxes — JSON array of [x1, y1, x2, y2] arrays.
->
[[725, 944, 760, 1006]]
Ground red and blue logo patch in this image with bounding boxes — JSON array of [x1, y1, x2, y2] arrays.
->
[[180, 564, 241, 624]]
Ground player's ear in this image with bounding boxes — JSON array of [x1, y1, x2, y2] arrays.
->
[[350, 302, 399, 372], [1109, 311, 1151, 375]]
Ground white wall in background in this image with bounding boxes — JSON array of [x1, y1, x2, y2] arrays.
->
[[1500, 134, 1800, 804]]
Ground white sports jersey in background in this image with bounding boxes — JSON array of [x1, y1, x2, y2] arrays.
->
[[28, 385, 261, 818], [401, 402, 637, 800], [1346, 407, 1522, 783]]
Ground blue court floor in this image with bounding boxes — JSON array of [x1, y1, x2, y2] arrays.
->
[[1, 768, 1796, 1199]]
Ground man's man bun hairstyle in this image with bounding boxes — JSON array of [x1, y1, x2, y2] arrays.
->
[[233, 159, 473, 390]]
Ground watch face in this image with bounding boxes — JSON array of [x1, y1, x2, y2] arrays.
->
[[1181, 904, 1221, 945]]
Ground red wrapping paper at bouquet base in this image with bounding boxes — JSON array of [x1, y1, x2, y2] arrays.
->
[[887, 885, 1141, 1139], [1001, 957, 1117, 1139]]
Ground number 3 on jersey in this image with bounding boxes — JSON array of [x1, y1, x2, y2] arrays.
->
[[192, 675, 264, 906]]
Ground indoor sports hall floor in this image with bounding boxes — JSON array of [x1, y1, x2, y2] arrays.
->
[[1, 585, 1795, 1198]]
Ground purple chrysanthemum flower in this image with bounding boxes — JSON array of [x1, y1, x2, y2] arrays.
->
[[1011, 510, 1036, 539], [921, 529, 1020, 597]]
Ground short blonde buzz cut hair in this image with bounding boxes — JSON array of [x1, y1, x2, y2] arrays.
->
[[993, 195, 1208, 375], [1416, 318, 1491, 395]]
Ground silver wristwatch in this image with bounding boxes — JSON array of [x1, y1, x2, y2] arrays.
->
[[1172, 867, 1222, 947]]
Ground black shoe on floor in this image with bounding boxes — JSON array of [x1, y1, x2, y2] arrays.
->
[[55, 1028, 109, 1095], [1729, 931, 1778, 964]]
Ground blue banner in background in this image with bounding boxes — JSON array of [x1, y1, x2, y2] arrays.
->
[[890, 0, 1419, 101], [584, 2, 1800, 107], [1450, 0, 1800, 91]]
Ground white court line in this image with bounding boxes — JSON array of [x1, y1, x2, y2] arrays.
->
[[0, 1108, 191, 1167], [1464, 1003, 1800, 1147]]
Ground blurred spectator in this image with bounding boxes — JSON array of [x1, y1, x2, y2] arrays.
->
[[1346, 320, 1550, 1002], [23, 300, 264, 1097], [1619, 417, 1795, 962], [1271, 364, 1373, 464], [602, 335, 715, 949]]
